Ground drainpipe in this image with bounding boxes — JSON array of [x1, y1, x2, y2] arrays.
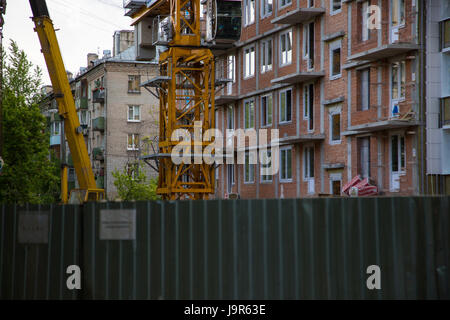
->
[[418, 0, 427, 195]]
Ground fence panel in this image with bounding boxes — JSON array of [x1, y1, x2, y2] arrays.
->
[[0, 197, 449, 300]]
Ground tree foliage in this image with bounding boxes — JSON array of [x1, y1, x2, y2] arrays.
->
[[112, 162, 158, 201], [0, 40, 60, 204], [4, 41, 44, 105]]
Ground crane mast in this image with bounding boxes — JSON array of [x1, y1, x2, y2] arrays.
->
[[154, 0, 216, 200], [29, 0, 104, 203]]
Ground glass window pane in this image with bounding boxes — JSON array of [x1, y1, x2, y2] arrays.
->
[[268, 41, 272, 67], [399, 0, 405, 25], [400, 136, 405, 170], [309, 148, 315, 178], [268, 96, 272, 125], [332, 48, 341, 75], [286, 90, 291, 121], [332, 113, 341, 141], [287, 149, 292, 179], [391, 135, 399, 172], [392, 0, 399, 26], [443, 20, 450, 49], [281, 92, 286, 121]]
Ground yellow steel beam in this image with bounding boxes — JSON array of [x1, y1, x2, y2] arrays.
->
[[32, 16, 104, 201]]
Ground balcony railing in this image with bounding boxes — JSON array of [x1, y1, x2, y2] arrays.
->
[[76, 97, 88, 110], [50, 135, 61, 147], [93, 148, 104, 161], [92, 117, 105, 132], [96, 176, 104, 189], [92, 88, 105, 104]]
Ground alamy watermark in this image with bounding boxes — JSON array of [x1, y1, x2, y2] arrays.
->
[[170, 121, 280, 176]]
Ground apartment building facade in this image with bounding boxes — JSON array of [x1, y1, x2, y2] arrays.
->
[[43, 31, 160, 200], [213, 0, 436, 199], [425, 0, 450, 194]]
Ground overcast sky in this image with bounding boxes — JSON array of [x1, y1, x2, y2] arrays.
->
[[3, 0, 133, 85]]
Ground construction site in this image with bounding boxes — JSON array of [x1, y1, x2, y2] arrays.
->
[[0, 0, 449, 303]]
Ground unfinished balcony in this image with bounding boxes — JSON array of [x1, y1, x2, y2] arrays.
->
[[348, 43, 419, 62], [271, 71, 324, 85], [271, 7, 325, 25], [215, 94, 239, 106], [277, 134, 325, 146]]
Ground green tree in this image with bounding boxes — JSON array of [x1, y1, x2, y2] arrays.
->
[[112, 162, 158, 201], [4, 41, 44, 106], [0, 40, 60, 204]]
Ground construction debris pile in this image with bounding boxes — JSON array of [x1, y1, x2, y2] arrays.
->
[[342, 175, 379, 197]]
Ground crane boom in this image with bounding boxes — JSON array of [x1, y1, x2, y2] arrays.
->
[[29, 0, 104, 203]]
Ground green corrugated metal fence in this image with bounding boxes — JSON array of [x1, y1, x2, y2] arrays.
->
[[1, 197, 449, 300]]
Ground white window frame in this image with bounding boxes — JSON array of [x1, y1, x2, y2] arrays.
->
[[329, 107, 342, 145], [280, 146, 293, 183], [390, 133, 406, 175], [260, 149, 273, 183], [128, 75, 141, 93], [128, 105, 141, 122], [244, 151, 255, 184], [303, 145, 315, 183], [227, 55, 235, 95], [303, 22, 315, 70], [391, 61, 406, 102], [261, 94, 273, 127], [279, 29, 293, 66], [389, 133, 406, 192], [244, 45, 256, 79], [329, 40, 342, 80], [244, 0, 255, 26], [279, 0, 292, 9], [244, 98, 255, 129], [127, 133, 140, 150], [390, 0, 406, 28], [79, 110, 89, 126], [330, 0, 342, 15], [279, 88, 292, 124], [261, 39, 273, 73], [261, 0, 273, 18]]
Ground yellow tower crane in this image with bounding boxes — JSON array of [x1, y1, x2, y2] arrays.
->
[[132, 0, 217, 200]]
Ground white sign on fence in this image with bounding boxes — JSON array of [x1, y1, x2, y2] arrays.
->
[[99, 209, 136, 240]]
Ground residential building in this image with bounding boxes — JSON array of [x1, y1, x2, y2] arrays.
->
[[425, 0, 450, 194], [213, 0, 442, 198], [124, 0, 449, 198], [41, 30, 160, 200]]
